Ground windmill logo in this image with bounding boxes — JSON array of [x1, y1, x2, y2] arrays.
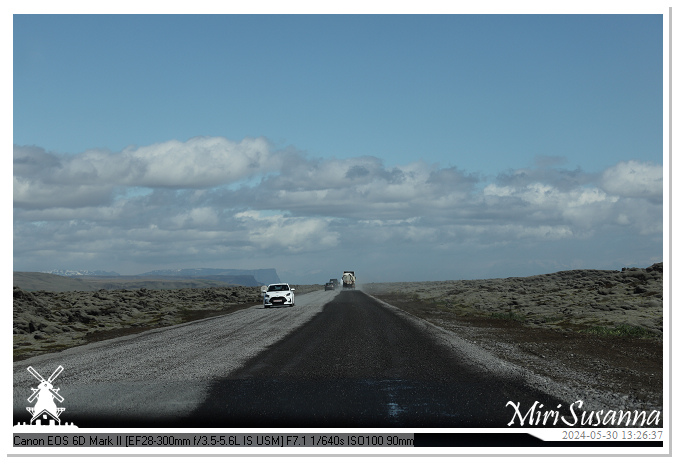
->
[[17, 365, 76, 427]]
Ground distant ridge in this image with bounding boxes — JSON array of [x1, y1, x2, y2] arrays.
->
[[76, 274, 262, 289], [48, 269, 121, 277], [14, 272, 262, 292], [44, 268, 281, 285], [15, 268, 281, 292], [14, 272, 101, 292], [138, 268, 281, 285]]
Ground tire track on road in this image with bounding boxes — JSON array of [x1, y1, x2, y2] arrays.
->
[[184, 291, 566, 428]]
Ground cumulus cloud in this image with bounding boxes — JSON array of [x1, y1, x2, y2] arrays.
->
[[235, 211, 339, 252], [13, 176, 114, 210], [600, 160, 663, 201], [123, 136, 277, 188], [241, 158, 479, 220], [13, 136, 278, 209], [13, 145, 62, 176], [13, 138, 663, 278]]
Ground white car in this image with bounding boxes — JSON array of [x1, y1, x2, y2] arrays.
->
[[262, 283, 295, 308]]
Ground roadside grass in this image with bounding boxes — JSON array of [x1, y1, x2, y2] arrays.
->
[[370, 292, 660, 340], [579, 324, 657, 338]]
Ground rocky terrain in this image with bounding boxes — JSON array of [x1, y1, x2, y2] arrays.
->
[[363, 263, 664, 414], [363, 263, 663, 337], [13, 284, 322, 361], [13, 272, 262, 292]]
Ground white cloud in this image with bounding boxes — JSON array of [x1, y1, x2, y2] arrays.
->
[[13, 176, 114, 209], [12, 138, 663, 278], [235, 211, 339, 252], [600, 160, 663, 200], [124, 136, 276, 188], [169, 207, 220, 230], [13, 136, 278, 209]]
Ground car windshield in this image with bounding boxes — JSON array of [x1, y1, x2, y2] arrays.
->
[[268, 285, 289, 292]]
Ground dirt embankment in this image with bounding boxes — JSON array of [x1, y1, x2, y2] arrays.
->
[[13, 284, 322, 361], [363, 263, 664, 414]]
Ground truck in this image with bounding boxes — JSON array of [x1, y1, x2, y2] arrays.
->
[[342, 271, 356, 289]]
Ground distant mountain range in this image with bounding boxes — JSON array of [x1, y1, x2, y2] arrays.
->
[[138, 268, 281, 284], [47, 268, 281, 285], [49, 269, 121, 276]]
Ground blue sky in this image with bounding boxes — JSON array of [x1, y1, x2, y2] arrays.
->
[[12, 12, 666, 283]]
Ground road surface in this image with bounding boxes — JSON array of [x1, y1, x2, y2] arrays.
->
[[13, 290, 565, 428]]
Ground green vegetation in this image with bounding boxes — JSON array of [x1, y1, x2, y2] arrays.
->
[[580, 324, 657, 338]]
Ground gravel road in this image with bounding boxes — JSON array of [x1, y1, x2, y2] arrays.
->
[[13, 289, 337, 426], [15, 290, 571, 428], [181, 291, 566, 428]]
